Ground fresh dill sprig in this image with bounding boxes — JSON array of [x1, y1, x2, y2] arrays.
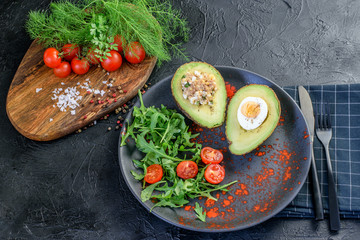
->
[[25, 0, 190, 64]]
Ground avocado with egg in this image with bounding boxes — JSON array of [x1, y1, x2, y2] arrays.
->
[[171, 62, 227, 128], [226, 84, 281, 155]]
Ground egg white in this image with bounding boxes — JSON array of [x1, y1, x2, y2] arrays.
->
[[237, 97, 268, 130]]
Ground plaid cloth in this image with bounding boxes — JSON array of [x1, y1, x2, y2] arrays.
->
[[276, 84, 360, 218]]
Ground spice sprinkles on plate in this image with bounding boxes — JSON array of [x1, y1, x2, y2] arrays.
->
[[174, 81, 310, 230], [179, 122, 309, 230]]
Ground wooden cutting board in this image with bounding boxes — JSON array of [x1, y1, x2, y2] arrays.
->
[[6, 41, 157, 141]]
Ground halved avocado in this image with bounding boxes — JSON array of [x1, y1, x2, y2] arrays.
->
[[226, 84, 281, 155], [171, 62, 227, 128]]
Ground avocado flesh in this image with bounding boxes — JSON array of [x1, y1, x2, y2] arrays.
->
[[171, 62, 227, 128], [226, 84, 281, 155]]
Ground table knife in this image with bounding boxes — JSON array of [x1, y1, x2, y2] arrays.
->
[[298, 86, 324, 220]]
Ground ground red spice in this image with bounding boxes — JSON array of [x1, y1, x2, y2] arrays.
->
[[207, 207, 220, 218], [255, 151, 266, 157], [284, 166, 292, 181], [177, 109, 310, 230], [184, 205, 191, 211], [205, 198, 216, 207], [225, 81, 236, 99], [222, 199, 231, 207]]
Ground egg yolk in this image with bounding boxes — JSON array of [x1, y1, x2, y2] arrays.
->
[[241, 101, 260, 118]]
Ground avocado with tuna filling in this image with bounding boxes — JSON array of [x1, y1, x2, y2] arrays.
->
[[171, 62, 227, 128]]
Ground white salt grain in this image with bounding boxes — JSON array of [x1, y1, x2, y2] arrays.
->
[[36, 88, 42, 93]]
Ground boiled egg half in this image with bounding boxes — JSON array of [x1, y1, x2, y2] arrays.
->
[[237, 97, 268, 130]]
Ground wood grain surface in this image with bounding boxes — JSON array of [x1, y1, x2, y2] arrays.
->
[[6, 41, 157, 141]]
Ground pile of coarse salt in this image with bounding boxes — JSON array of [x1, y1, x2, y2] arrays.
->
[[51, 86, 82, 115], [49, 79, 109, 116]]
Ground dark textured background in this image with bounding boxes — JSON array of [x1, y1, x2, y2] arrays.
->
[[1, 0, 360, 239]]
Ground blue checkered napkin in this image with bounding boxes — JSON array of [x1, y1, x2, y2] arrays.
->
[[277, 84, 360, 218]]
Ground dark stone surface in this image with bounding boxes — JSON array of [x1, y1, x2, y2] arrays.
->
[[1, 0, 360, 239]]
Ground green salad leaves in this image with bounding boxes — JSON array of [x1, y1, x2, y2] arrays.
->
[[121, 91, 237, 221]]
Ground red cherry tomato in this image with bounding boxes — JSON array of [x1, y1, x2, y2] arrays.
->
[[62, 43, 80, 61], [200, 147, 224, 165], [101, 50, 122, 72], [124, 42, 146, 64], [176, 161, 198, 179], [111, 35, 125, 53], [53, 61, 71, 78], [71, 57, 90, 75], [144, 164, 163, 184], [87, 48, 101, 65], [43, 47, 61, 68], [204, 164, 225, 184]]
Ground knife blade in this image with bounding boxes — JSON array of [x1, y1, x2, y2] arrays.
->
[[298, 86, 324, 220]]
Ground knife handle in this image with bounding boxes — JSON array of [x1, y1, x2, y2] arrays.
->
[[310, 147, 324, 220]]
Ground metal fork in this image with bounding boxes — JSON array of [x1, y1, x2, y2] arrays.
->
[[315, 102, 340, 231]]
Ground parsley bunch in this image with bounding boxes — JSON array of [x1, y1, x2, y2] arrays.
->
[[121, 92, 237, 221]]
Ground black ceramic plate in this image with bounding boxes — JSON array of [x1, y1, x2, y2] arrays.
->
[[118, 66, 311, 232]]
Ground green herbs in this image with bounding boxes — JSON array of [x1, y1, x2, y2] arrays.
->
[[195, 202, 206, 222], [25, 0, 189, 64], [121, 91, 237, 220], [89, 15, 118, 61]]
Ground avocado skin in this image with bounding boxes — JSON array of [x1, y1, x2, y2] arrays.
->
[[171, 62, 227, 128], [226, 84, 281, 155]]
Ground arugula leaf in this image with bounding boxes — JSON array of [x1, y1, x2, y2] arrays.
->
[[135, 135, 182, 162], [141, 181, 164, 202], [131, 170, 144, 180], [194, 202, 206, 222]]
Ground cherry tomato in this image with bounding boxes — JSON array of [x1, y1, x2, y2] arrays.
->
[[53, 61, 71, 78], [71, 57, 90, 75], [201, 147, 224, 165], [43, 47, 61, 68], [124, 42, 146, 64], [204, 164, 225, 184], [101, 50, 122, 72], [87, 48, 101, 65], [176, 161, 198, 179], [144, 164, 163, 184], [62, 43, 80, 61], [111, 35, 125, 53]]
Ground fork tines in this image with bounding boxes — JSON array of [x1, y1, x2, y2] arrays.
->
[[315, 102, 332, 130]]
